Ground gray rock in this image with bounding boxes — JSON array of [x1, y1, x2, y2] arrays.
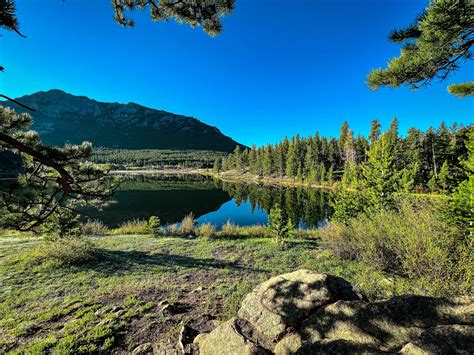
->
[[400, 325, 474, 354], [237, 270, 358, 345], [195, 270, 474, 354], [195, 318, 266, 355], [132, 342, 153, 354]]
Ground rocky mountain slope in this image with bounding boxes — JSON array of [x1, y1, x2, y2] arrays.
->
[[5, 89, 242, 152]]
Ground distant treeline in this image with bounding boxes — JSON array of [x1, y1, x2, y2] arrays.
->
[[91, 148, 229, 169], [214, 119, 472, 193]]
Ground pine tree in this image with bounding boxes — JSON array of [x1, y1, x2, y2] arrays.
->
[[360, 132, 403, 208], [327, 165, 334, 185], [0, 107, 114, 231], [286, 138, 298, 178], [367, 0, 474, 97], [369, 119, 382, 143], [213, 157, 222, 174], [265, 203, 294, 244], [438, 160, 451, 192], [450, 131, 473, 234], [248, 144, 257, 175], [263, 144, 273, 177], [234, 146, 242, 171], [319, 164, 326, 183]]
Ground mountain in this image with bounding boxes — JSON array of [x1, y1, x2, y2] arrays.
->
[[5, 89, 242, 152]]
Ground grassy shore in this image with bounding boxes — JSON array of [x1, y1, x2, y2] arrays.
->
[[0, 232, 424, 353]]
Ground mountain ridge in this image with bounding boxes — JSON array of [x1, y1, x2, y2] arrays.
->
[[4, 89, 243, 152]]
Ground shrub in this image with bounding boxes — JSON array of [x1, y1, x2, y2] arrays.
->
[[41, 210, 81, 240], [243, 224, 265, 238], [265, 204, 294, 243], [146, 216, 161, 237], [35, 237, 100, 265], [197, 223, 216, 238], [320, 222, 357, 260], [114, 219, 148, 235], [321, 199, 471, 296], [80, 220, 109, 236], [219, 220, 240, 237], [166, 223, 180, 237], [179, 213, 196, 236]]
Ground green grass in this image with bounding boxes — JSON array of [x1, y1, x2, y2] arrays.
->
[[0, 233, 430, 353]]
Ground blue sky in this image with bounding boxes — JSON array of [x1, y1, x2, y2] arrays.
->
[[1, 0, 472, 146]]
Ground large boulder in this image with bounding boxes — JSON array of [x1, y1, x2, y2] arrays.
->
[[195, 270, 474, 354], [237, 270, 359, 346]]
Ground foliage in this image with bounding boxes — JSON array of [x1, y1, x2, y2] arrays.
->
[[197, 223, 216, 238], [0, 107, 116, 231], [216, 120, 470, 194], [448, 81, 474, 98], [35, 237, 100, 266], [80, 219, 109, 236], [92, 148, 228, 170], [220, 220, 240, 237], [265, 203, 295, 243], [146, 216, 161, 237], [41, 210, 81, 240], [367, 0, 474, 97], [321, 199, 472, 296], [114, 219, 149, 235], [450, 130, 474, 234], [112, 0, 235, 36], [179, 213, 196, 236]]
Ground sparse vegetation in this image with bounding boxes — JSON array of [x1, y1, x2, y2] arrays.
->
[[196, 223, 216, 239], [2, 231, 440, 353], [80, 219, 109, 236], [113, 219, 149, 235]]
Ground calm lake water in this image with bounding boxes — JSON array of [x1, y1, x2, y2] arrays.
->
[[85, 174, 333, 229]]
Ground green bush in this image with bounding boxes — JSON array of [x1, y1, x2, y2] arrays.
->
[[321, 199, 472, 296], [197, 223, 216, 238], [80, 220, 109, 236], [35, 237, 100, 266]]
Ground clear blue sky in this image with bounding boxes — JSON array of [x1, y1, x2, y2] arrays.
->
[[1, 0, 472, 146]]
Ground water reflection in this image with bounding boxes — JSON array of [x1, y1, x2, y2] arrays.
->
[[85, 174, 332, 228]]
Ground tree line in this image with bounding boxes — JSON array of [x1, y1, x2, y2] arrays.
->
[[92, 148, 228, 169], [214, 118, 472, 194]]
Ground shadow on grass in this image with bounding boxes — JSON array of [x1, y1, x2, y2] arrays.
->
[[76, 249, 265, 275]]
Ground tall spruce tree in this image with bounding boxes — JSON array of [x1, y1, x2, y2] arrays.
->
[[360, 132, 403, 208], [369, 119, 382, 143]]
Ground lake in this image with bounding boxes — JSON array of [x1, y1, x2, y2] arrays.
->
[[85, 174, 333, 229]]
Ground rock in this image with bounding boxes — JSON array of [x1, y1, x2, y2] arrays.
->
[[400, 325, 474, 354], [195, 270, 474, 354], [237, 270, 358, 345], [196, 318, 266, 355], [132, 342, 153, 354], [300, 295, 473, 351], [274, 334, 302, 355]]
